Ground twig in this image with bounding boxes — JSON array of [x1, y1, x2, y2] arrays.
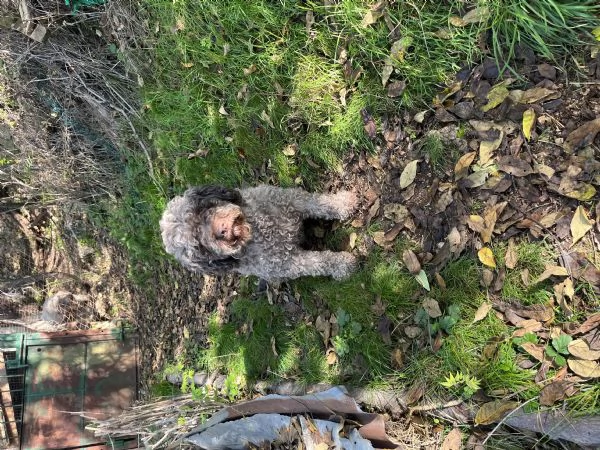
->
[[481, 398, 537, 446], [408, 399, 463, 414]]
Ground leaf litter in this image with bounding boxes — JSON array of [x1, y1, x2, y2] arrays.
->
[[317, 47, 599, 443]]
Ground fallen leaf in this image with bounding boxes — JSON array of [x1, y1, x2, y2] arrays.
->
[[361, 108, 377, 138], [464, 169, 489, 188], [512, 304, 554, 322], [478, 247, 496, 268], [400, 160, 419, 189], [574, 313, 600, 335], [441, 427, 462, 450], [505, 238, 518, 269], [434, 190, 454, 214], [326, 349, 338, 365], [373, 231, 388, 247], [554, 281, 573, 318], [560, 183, 597, 201], [570, 205, 594, 246], [568, 358, 600, 378], [377, 315, 392, 344], [403, 249, 422, 275], [481, 80, 511, 112], [539, 381, 577, 406], [423, 297, 442, 318], [415, 270, 430, 291], [564, 118, 600, 152], [497, 155, 534, 177], [260, 110, 275, 128], [475, 400, 520, 425], [481, 269, 494, 288], [243, 64, 257, 76], [371, 295, 386, 316], [512, 319, 542, 337], [535, 163, 555, 179], [387, 80, 406, 97], [218, 104, 229, 116], [479, 135, 503, 166], [521, 342, 546, 362], [447, 227, 462, 253], [522, 108, 536, 140], [391, 348, 403, 369], [434, 81, 463, 106], [467, 215, 486, 233], [473, 302, 493, 323], [454, 151, 477, 180], [568, 339, 600, 361], [361, 0, 386, 27], [536, 264, 569, 283], [384, 223, 403, 242], [435, 273, 447, 290], [519, 87, 558, 104]]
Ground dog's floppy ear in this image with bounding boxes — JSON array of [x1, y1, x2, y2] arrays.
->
[[184, 185, 244, 211]]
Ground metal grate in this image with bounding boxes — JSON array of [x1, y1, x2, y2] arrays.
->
[[1, 349, 25, 449]]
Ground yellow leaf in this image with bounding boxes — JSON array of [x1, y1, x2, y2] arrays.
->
[[593, 26, 600, 41], [562, 183, 597, 201], [481, 80, 512, 112], [475, 400, 520, 425], [522, 108, 535, 140], [478, 247, 496, 268], [570, 206, 594, 246], [454, 151, 477, 180], [478, 134, 503, 165], [467, 215, 486, 233]]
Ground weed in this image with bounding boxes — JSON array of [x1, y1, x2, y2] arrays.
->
[[440, 371, 482, 399]]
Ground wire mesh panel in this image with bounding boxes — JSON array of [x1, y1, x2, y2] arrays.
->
[[0, 349, 25, 449]]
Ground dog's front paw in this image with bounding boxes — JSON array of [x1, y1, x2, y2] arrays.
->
[[332, 252, 358, 280], [334, 191, 359, 220]]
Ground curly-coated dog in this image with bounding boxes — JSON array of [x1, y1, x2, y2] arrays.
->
[[160, 185, 358, 282]]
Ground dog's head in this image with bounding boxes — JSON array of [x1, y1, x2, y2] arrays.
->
[[160, 185, 252, 274]]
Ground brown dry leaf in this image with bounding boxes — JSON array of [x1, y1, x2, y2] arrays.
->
[[423, 297, 442, 318], [383, 203, 410, 222], [539, 381, 577, 406], [519, 87, 558, 104], [521, 268, 530, 286], [435, 190, 455, 214], [365, 198, 380, 226], [535, 163, 555, 179], [536, 264, 569, 283], [568, 339, 600, 361], [450, 6, 490, 26], [559, 183, 597, 201], [564, 118, 600, 152], [361, 108, 377, 138], [448, 227, 462, 253], [512, 304, 554, 322], [474, 400, 520, 426], [371, 295, 386, 316], [467, 215, 486, 233], [570, 205, 594, 246], [554, 281, 573, 318], [497, 155, 534, 177], [373, 231, 388, 247], [326, 349, 338, 365], [521, 342, 546, 362], [454, 151, 477, 180], [505, 238, 518, 269], [481, 80, 511, 112], [400, 160, 419, 189], [405, 383, 425, 406], [478, 247, 496, 268], [435, 273, 447, 290], [441, 427, 463, 450], [387, 80, 406, 98], [481, 208, 498, 244], [522, 108, 536, 140], [384, 223, 403, 242], [512, 319, 543, 337], [574, 313, 600, 335], [473, 302, 493, 323], [391, 348, 403, 369], [479, 134, 503, 166], [481, 269, 494, 288], [464, 170, 489, 188], [539, 211, 564, 228], [403, 249, 422, 275], [568, 358, 600, 378], [361, 0, 386, 27]]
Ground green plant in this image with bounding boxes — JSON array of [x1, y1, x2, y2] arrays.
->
[[415, 304, 461, 336], [332, 308, 362, 358], [545, 335, 572, 367], [484, 0, 600, 71], [440, 371, 482, 399]]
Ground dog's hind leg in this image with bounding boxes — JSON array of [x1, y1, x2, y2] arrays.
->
[[272, 250, 357, 280]]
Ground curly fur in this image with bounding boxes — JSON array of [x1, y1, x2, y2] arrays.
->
[[160, 184, 358, 282]]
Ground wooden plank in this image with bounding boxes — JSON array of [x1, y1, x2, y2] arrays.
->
[[0, 350, 19, 448]]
